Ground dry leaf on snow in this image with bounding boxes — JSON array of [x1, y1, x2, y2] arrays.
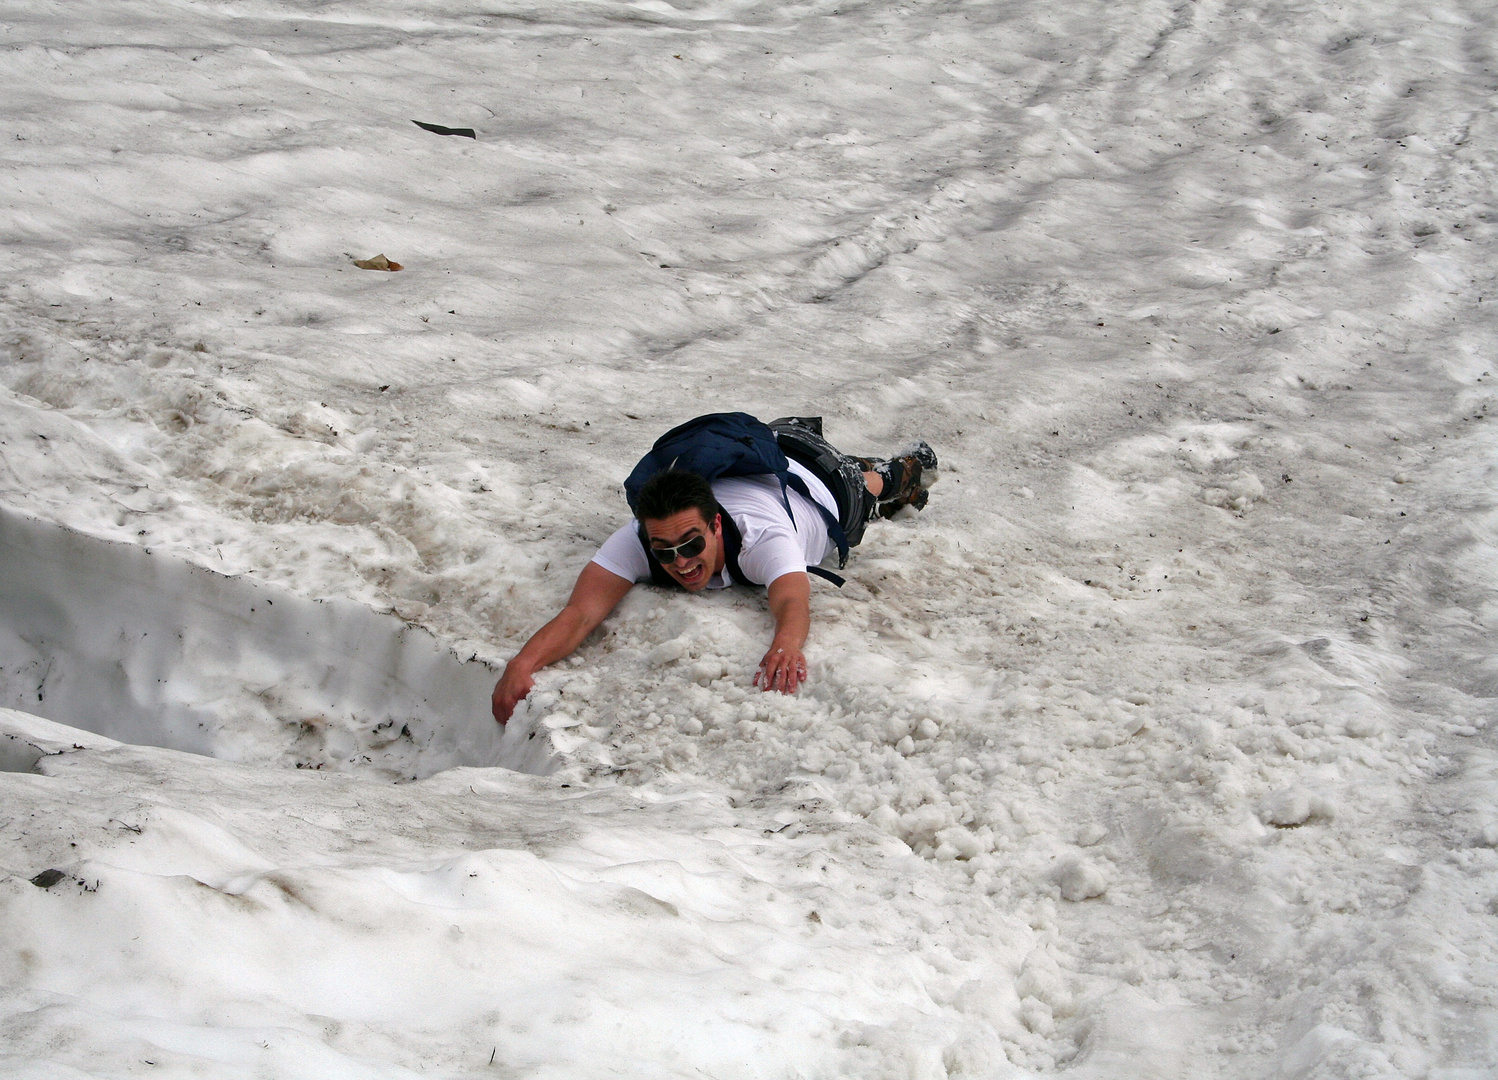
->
[[354, 254, 403, 271]]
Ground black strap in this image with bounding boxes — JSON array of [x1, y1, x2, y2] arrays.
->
[[757, 469, 842, 560], [783, 472, 850, 568], [807, 566, 846, 587]]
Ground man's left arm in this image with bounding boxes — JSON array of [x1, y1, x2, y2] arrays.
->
[[755, 571, 811, 694]]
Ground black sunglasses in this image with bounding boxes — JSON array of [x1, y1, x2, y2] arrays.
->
[[649, 533, 708, 564]]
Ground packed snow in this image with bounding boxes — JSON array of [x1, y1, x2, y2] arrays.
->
[[2, 0, 1497, 1076]]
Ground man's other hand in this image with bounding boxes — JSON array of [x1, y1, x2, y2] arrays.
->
[[489, 563, 634, 726], [491, 663, 535, 726], [754, 646, 808, 695]]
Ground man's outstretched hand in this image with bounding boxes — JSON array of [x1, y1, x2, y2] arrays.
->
[[491, 663, 535, 726], [754, 645, 808, 695], [757, 573, 812, 695]]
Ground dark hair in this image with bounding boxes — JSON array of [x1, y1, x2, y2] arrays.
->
[[636, 469, 717, 524]]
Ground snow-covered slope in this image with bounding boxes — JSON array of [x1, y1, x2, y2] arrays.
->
[[2, 0, 1496, 1075]]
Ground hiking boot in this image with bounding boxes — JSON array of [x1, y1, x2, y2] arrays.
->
[[878, 485, 928, 519], [902, 440, 939, 486], [856, 440, 938, 515]]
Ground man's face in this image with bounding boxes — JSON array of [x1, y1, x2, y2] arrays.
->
[[642, 508, 721, 591]]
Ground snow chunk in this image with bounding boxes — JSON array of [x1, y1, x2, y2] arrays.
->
[[1258, 787, 1335, 827], [647, 637, 689, 667], [689, 659, 725, 684], [1342, 710, 1384, 739], [1020, 996, 1056, 1035], [1202, 471, 1266, 513], [934, 825, 988, 860], [1016, 948, 1074, 1016], [867, 805, 901, 835], [1055, 857, 1108, 901], [1076, 823, 1108, 847]]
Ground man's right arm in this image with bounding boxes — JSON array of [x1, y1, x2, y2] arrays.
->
[[491, 562, 635, 725]]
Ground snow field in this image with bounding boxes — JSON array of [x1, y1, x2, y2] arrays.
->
[[2, 0, 1498, 1075]]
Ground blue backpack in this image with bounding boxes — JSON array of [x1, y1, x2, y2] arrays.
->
[[623, 412, 848, 584]]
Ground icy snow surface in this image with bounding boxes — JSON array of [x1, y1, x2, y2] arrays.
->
[[2, 0, 1497, 1075]]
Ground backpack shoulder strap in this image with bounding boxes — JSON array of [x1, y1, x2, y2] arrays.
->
[[718, 507, 748, 585], [807, 565, 845, 587]]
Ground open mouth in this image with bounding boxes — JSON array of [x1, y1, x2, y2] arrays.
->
[[672, 562, 707, 587]]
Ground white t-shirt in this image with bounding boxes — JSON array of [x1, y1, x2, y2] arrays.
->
[[592, 460, 839, 589]]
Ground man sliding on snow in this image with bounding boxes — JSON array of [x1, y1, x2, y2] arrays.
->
[[490, 415, 935, 725]]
